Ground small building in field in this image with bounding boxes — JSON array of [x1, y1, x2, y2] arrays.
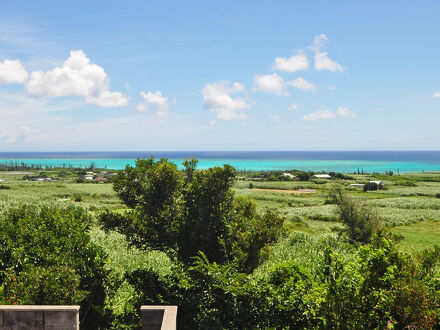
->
[[350, 183, 365, 188], [313, 174, 331, 179], [282, 173, 296, 179], [370, 180, 382, 185], [83, 175, 94, 180], [94, 177, 108, 182]]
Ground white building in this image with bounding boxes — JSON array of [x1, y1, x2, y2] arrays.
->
[[313, 174, 331, 179]]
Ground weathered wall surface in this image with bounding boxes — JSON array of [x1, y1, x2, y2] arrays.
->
[[0, 306, 79, 330]]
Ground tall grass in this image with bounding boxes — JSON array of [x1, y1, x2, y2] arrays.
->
[[254, 232, 356, 280]]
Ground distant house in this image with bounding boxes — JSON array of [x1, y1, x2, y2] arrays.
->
[[313, 174, 331, 179], [282, 173, 296, 179], [33, 178, 46, 182], [83, 175, 94, 180], [350, 183, 365, 188], [370, 180, 382, 185], [94, 177, 108, 182]]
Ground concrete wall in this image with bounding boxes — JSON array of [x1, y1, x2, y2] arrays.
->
[[0, 305, 177, 329], [141, 306, 177, 330], [0, 305, 80, 330]]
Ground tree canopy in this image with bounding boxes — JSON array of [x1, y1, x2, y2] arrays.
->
[[100, 157, 284, 272]]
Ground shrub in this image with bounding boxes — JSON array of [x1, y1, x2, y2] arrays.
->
[[328, 185, 380, 244], [0, 205, 107, 328], [0, 185, 10, 190], [363, 182, 379, 191], [73, 193, 83, 202]]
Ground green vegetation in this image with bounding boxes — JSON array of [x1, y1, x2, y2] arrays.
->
[[100, 158, 284, 272], [1, 163, 440, 328], [0, 205, 106, 328]]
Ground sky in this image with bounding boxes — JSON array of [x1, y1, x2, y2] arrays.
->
[[0, 0, 439, 151]]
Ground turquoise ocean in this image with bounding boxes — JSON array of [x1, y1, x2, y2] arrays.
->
[[1, 151, 440, 173]]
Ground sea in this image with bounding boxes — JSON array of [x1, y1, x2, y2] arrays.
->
[[1, 151, 440, 173]]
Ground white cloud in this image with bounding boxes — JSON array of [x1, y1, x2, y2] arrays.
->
[[303, 106, 356, 122], [25, 50, 128, 107], [314, 52, 345, 73], [287, 77, 316, 91], [269, 115, 280, 121], [0, 59, 28, 84], [433, 91, 440, 98], [308, 34, 328, 52], [337, 106, 357, 119], [328, 85, 337, 91], [252, 73, 289, 96], [201, 81, 249, 121], [137, 91, 170, 116], [273, 52, 308, 72], [303, 109, 336, 122], [288, 103, 298, 111]]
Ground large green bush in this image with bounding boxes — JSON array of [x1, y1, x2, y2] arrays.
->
[[100, 157, 284, 272], [0, 204, 107, 329]]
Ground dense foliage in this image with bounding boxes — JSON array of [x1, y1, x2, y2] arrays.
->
[[100, 158, 284, 272], [123, 231, 440, 329], [0, 205, 107, 329]]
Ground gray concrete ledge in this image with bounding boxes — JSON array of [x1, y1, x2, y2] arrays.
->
[[0, 305, 80, 330], [141, 306, 177, 330]]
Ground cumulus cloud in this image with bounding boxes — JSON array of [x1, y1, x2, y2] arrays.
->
[[337, 106, 357, 119], [287, 77, 316, 91], [201, 81, 249, 121], [137, 91, 170, 116], [26, 50, 128, 107], [273, 52, 308, 72], [433, 91, 440, 98], [252, 73, 289, 96], [0, 59, 28, 84], [303, 106, 356, 122], [314, 52, 345, 73]]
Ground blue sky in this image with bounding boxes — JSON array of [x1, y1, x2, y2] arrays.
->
[[0, 0, 439, 151]]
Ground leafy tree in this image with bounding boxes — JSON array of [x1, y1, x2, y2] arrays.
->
[[100, 157, 284, 271], [0, 205, 107, 329], [328, 185, 380, 244], [296, 171, 310, 181], [363, 181, 379, 191]]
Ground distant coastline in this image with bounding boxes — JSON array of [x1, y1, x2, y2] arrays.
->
[[1, 151, 440, 173]]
